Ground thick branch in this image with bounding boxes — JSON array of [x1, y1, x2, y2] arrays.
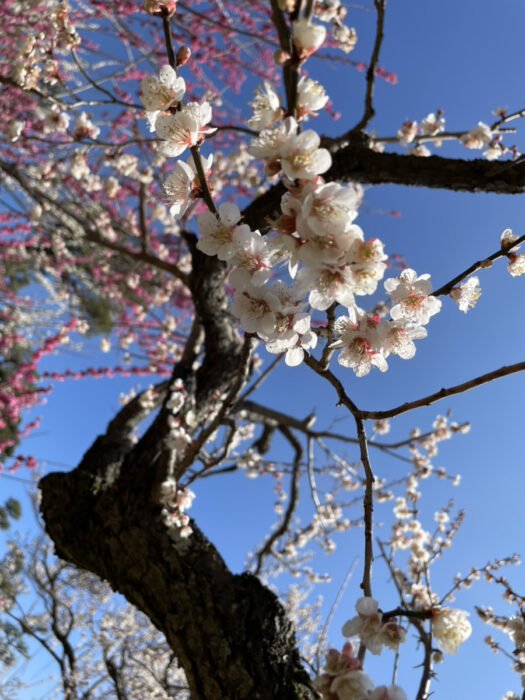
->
[[242, 146, 525, 232]]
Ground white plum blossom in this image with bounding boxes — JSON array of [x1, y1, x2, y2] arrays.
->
[[166, 416, 192, 453], [248, 117, 297, 160], [385, 268, 441, 325], [407, 144, 431, 157], [508, 253, 525, 277], [431, 607, 472, 654], [292, 18, 327, 59], [501, 227, 520, 250], [229, 229, 274, 289], [347, 238, 387, 295], [332, 310, 388, 376], [43, 105, 70, 134], [279, 129, 332, 180], [500, 227, 525, 275], [163, 153, 213, 218], [137, 48, 440, 381], [231, 283, 280, 335], [247, 81, 283, 130], [70, 152, 90, 180], [330, 670, 375, 699], [397, 120, 418, 145], [163, 160, 196, 218], [156, 101, 215, 157], [483, 142, 505, 160], [73, 111, 100, 139], [197, 202, 250, 260], [341, 597, 406, 655], [258, 280, 317, 366], [265, 322, 317, 367], [450, 276, 481, 312], [297, 265, 356, 310], [370, 685, 408, 700], [315, 0, 343, 22], [460, 122, 492, 149], [296, 77, 329, 120], [379, 321, 427, 359], [420, 112, 445, 137], [140, 65, 186, 129], [301, 181, 358, 238], [332, 23, 358, 53]]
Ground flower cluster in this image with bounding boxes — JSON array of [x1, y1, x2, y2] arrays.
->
[[178, 68, 441, 372], [341, 597, 406, 656], [10, 0, 80, 90], [431, 607, 472, 654], [314, 0, 358, 54], [314, 640, 407, 700], [140, 64, 216, 218], [501, 228, 525, 277]]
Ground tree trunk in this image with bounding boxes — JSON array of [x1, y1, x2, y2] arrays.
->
[[39, 243, 317, 699], [40, 429, 316, 700]]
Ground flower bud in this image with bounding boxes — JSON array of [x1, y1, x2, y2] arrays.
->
[[144, 0, 177, 17], [273, 49, 291, 65], [176, 46, 191, 66]]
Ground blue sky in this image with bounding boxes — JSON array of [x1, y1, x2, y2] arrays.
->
[[3, 1, 525, 698]]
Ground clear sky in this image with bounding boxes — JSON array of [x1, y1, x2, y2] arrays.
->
[[3, 1, 525, 699]]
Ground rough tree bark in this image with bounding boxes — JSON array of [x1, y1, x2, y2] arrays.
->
[[38, 139, 525, 699]]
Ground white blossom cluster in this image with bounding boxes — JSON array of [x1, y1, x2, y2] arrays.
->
[[212, 92, 441, 372], [390, 111, 520, 161], [314, 637, 407, 700], [431, 606, 472, 654], [313, 0, 358, 54], [140, 65, 216, 219], [140, 57, 444, 375], [10, 0, 80, 90], [501, 228, 525, 277], [341, 597, 406, 656]]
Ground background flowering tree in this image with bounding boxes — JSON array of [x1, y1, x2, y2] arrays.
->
[[0, 529, 189, 699], [2, 0, 525, 698]]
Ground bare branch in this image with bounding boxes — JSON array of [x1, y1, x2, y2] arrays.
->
[[432, 231, 525, 298], [254, 425, 302, 576], [360, 361, 525, 420], [350, 0, 387, 134]]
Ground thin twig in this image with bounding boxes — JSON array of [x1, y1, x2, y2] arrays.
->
[[238, 355, 283, 401], [360, 361, 525, 420], [432, 231, 525, 297], [162, 16, 177, 68], [314, 557, 358, 672], [351, 0, 386, 134], [303, 353, 361, 415], [306, 436, 328, 530], [355, 416, 374, 598], [254, 425, 302, 576]]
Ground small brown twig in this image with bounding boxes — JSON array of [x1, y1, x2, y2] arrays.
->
[[432, 231, 525, 297], [355, 416, 374, 599], [350, 0, 386, 134], [360, 361, 525, 420], [254, 425, 302, 576]]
